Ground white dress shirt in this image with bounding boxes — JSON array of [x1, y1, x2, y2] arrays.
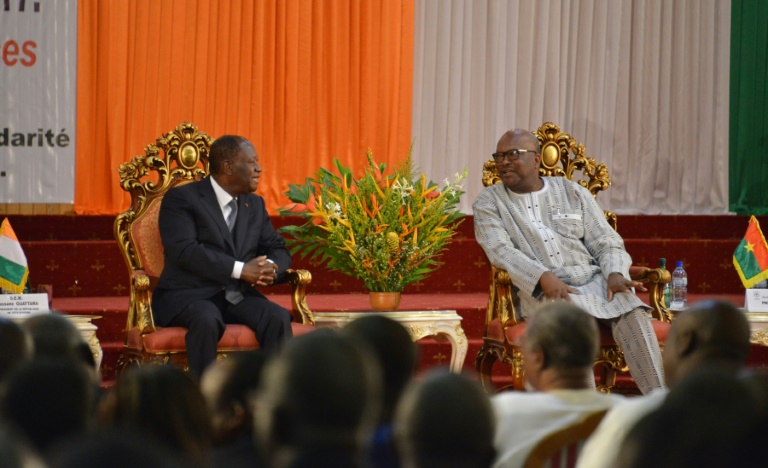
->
[[210, 176, 244, 279]]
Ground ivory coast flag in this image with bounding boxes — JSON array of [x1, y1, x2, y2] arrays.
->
[[0, 218, 29, 294], [734, 216, 768, 289]]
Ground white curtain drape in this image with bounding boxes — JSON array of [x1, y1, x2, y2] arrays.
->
[[412, 0, 731, 214]]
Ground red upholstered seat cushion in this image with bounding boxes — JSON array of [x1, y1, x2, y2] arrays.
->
[[291, 322, 315, 336], [498, 317, 670, 345], [126, 322, 315, 352]]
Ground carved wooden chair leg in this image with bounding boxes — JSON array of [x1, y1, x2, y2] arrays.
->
[[475, 344, 498, 393], [597, 366, 618, 393]]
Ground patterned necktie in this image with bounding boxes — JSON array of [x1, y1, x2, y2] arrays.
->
[[226, 198, 238, 232]]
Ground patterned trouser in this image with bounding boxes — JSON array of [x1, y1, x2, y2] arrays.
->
[[595, 307, 666, 394]]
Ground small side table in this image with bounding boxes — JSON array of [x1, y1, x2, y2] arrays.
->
[[66, 315, 103, 371], [313, 310, 468, 373]]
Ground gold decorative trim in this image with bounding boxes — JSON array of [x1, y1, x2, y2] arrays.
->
[[534, 122, 610, 197], [482, 160, 502, 187], [510, 348, 524, 384], [595, 347, 628, 373], [287, 269, 314, 325], [751, 328, 768, 346], [115, 122, 213, 277]]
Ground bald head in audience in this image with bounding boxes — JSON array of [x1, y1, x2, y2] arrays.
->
[[662, 299, 751, 385]]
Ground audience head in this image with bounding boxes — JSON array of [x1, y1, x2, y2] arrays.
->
[[0, 422, 46, 468], [742, 369, 768, 416], [0, 318, 33, 382], [522, 302, 599, 390], [254, 330, 381, 463], [394, 369, 495, 468], [22, 313, 92, 366], [0, 358, 96, 455], [200, 351, 266, 444], [99, 364, 211, 462], [618, 367, 764, 467], [494, 129, 542, 193], [342, 315, 418, 424], [47, 430, 183, 468], [662, 299, 751, 385]]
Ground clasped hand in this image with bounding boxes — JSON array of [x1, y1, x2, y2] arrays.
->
[[241, 255, 278, 287]]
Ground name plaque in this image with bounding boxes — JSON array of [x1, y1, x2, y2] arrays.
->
[[0, 294, 50, 318], [744, 289, 768, 313]]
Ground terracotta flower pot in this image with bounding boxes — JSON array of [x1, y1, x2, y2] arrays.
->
[[369, 292, 401, 312]]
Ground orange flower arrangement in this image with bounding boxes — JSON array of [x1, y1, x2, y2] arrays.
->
[[278, 151, 466, 292]]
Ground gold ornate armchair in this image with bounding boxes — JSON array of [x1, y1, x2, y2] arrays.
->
[[475, 122, 672, 393], [114, 122, 314, 372]]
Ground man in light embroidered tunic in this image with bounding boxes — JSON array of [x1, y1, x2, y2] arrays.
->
[[473, 129, 665, 394]]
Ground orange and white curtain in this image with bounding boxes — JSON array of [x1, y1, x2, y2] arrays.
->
[[68, 1, 729, 214]]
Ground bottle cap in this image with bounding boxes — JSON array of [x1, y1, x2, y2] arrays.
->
[[659, 258, 667, 268], [676, 260, 683, 267]]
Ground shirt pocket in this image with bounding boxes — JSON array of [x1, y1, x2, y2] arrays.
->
[[551, 213, 584, 238]]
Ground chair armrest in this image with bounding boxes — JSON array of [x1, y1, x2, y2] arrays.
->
[[488, 266, 524, 331], [629, 266, 672, 322], [130, 270, 157, 335], [284, 269, 315, 326]]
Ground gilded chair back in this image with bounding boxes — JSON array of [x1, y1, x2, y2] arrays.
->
[[524, 410, 608, 468], [114, 122, 213, 334]]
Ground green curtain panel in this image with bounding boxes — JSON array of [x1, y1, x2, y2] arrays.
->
[[730, 0, 768, 214]]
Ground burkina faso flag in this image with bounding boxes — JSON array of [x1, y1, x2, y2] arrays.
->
[[734, 216, 768, 289]]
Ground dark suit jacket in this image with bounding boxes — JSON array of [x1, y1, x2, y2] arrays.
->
[[152, 177, 291, 325]]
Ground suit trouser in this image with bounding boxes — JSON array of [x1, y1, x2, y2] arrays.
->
[[168, 291, 293, 377], [597, 307, 666, 394]]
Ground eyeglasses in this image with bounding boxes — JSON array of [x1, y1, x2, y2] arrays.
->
[[492, 149, 536, 163]]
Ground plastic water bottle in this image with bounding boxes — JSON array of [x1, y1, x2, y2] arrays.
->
[[659, 258, 671, 308], [670, 261, 688, 311]]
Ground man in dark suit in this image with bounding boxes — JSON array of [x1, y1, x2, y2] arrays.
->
[[152, 135, 292, 377]]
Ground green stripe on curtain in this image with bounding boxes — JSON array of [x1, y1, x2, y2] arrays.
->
[[730, 0, 768, 214]]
